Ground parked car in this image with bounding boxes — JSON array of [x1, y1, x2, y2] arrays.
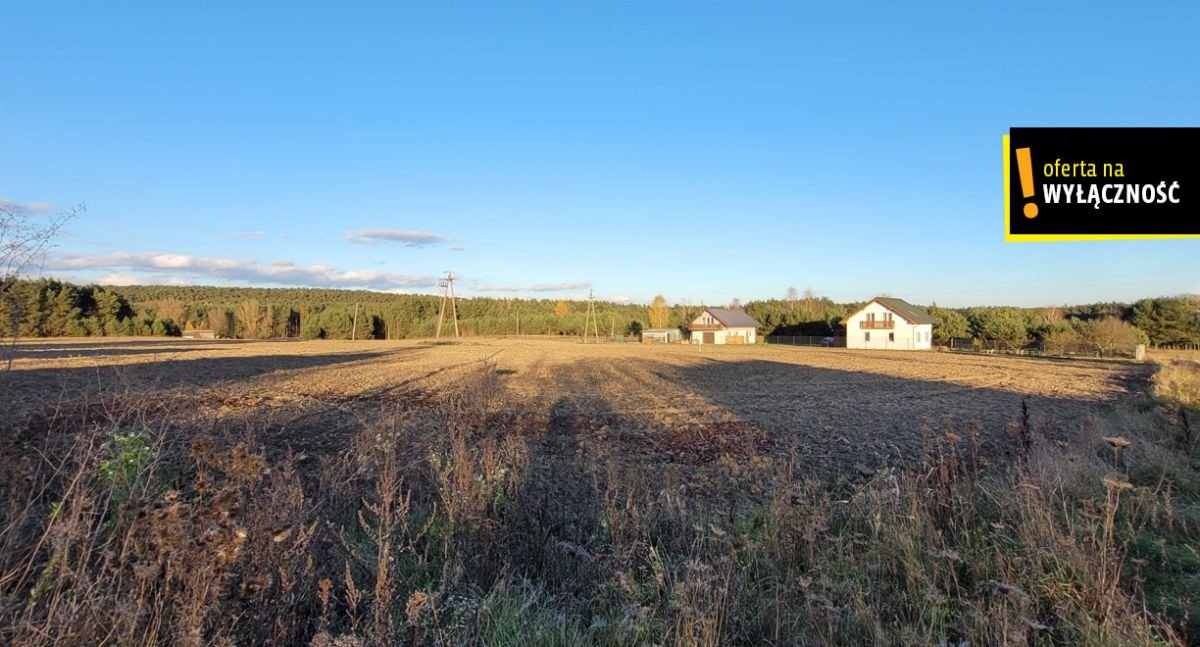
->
[[821, 337, 835, 347]]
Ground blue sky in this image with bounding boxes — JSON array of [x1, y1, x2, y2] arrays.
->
[[4, 1, 1198, 307]]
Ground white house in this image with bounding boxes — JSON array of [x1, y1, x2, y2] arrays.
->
[[688, 307, 760, 344], [842, 297, 935, 350]]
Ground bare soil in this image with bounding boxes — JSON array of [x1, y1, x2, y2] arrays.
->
[[2, 336, 1151, 495]]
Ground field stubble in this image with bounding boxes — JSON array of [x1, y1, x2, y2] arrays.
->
[[5, 336, 1146, 484], [2, 337, 1193, 646]]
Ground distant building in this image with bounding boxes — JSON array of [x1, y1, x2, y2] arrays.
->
[[640, 328, 682, 343], [688, 307, 760, 344], [181, 329, 216, 340], [841, 297, 934, 350]]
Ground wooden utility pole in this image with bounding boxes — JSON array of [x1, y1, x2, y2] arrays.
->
[[450, 275, 460, 337], [351, 302, 360, 340], [435, 284, 447, 337], [435, 272, 460, 339], [583, 290, 600, 343]]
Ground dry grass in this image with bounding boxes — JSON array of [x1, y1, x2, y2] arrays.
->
[[0, 339, 1195, 645], [1155, 356, 1200, 409]]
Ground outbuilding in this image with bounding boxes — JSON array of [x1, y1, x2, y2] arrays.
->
[[640, 328, 682, 343]]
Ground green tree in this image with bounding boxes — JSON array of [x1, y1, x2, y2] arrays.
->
[[1130, 297, 1200, 346], [93, 288, 130, 334], [46, 284, 81, 336], [928, 306, 970, 342], [967, 307, 1028, 346], [151, 317, 181, 337]]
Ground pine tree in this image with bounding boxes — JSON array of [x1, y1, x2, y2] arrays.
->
[[46, 285, 81, 336]]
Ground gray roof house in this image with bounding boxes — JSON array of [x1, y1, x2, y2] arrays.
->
[[688, 307, 761, 344]]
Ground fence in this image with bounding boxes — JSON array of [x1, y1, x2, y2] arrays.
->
[[1155, 343, 1200, 352], [940, 337, 1138, 359], [765, 335, 846, 348]]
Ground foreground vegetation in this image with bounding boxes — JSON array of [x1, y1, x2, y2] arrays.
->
[[0, 352, 1197, 645]]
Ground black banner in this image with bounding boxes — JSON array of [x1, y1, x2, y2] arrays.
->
[[1006, 127, 1199, 240]]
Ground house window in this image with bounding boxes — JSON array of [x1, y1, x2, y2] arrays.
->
[[883, 312, 893, 323], [888, 332, 895, 342], [865, 332, 871, 342]]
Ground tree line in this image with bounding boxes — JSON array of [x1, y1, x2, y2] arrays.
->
[[748, 291, 1199, 348], [2, 280, 658, 340], [0, 279, 179, 337], [4, 279, 1199, 347]]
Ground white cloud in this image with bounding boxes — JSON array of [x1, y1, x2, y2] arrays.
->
[[228, 230, 264, 241], [474, 281, 592, 293], [346, 229, 454, 247], [449, 246, 465, 252], [96, 273, 141, 285], [55, 252, 250, 272], [51, 251, 439, 291], [0, 198, 56, 215]]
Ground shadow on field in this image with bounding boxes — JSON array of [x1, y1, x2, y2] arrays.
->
[[651, 356, 1148, 476], [2, 347, 425, 422], [486, 359, 632, 584], [503, 353, 1149, 487], [6, 340, 265, 361]]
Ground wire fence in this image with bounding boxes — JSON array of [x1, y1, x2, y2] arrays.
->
[[763, 334, 1143, 359], [764, 335, 846, 348], [939, 338, 1140, 359]]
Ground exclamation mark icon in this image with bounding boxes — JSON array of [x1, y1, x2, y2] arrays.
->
[[1015, 147, 1038, 218]]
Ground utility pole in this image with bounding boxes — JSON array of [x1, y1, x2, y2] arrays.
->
[[583, 290, 600, 343], [351, 302, 360, 340], [450, 274, 460, 337], [435, 272, 460, 339]]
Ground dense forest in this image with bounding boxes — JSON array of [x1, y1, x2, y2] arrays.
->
[[0, 280, 655, 340], [2, 279, 1199, 347]]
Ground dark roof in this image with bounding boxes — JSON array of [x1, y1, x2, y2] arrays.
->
[[844, 297, 936, 325], [704, 307, 761, 328]]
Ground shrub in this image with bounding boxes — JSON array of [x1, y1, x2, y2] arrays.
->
[[152, 317, 182, 337], [98, 430, 152, 505]]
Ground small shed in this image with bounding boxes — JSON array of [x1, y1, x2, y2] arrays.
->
[[640, 328, 681, 344], [181, 329, 216, 340]]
